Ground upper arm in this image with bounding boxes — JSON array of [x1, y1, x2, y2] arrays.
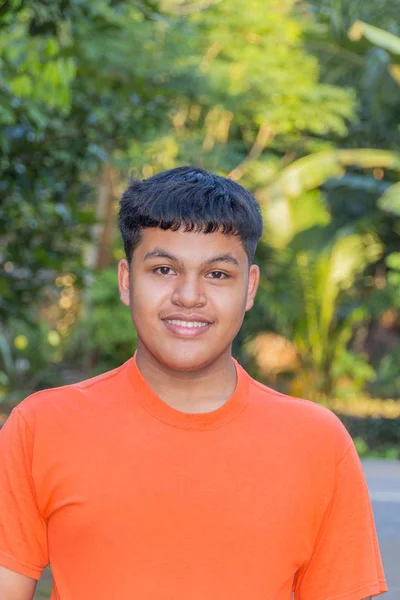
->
[[294, 442, 387, 599], [0, 566, 36, 600], [0, 409, 48, 579]]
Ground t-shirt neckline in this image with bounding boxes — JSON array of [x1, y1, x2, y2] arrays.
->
[[126, 352, 250, 430]]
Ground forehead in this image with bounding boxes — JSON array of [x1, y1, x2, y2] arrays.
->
[[134, 227, 247, 264]]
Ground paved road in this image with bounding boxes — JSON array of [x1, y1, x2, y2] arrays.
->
[[362, 460, 400, 600]]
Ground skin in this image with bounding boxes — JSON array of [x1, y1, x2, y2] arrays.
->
[[118, 226, 260, 412], [0, 229, 375, 600], [0, 566, 36, 599]]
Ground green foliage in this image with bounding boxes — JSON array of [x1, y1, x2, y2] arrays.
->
[[331, 351, 375, 398], [259, 149, 400, 207], [1, 0, 178, 326], [66, 268, 137, 375], [385, 251, 400, 299], [1, 0, 399, 434], [348, 20, 400, 57], [1, 0, 357, 365], [251, 189, 383, 398], [378, 182, 400, 216], [306, 0, 400, 151], [352, 436, 400, 460], [339, 413, 400, 457], [370, 343, 400, 399], [0, 317, 70, 405], [123, 0, 356, 177]]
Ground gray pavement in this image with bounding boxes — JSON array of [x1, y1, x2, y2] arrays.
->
[[362, 460, 400, 600]]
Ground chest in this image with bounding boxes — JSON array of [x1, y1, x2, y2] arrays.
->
[[39, 418, 321, 598]]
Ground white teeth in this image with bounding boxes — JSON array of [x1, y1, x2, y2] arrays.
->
[[165, 319, 209, 328]]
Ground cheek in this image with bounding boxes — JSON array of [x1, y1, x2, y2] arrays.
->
[[214, 285, 247, 317], [131, 277, 169, 315]]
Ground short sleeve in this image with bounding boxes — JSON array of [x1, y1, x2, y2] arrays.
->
[[0, 408, 48, 579], [295, 442, 388, 600]]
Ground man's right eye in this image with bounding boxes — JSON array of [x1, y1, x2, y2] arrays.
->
[[153, 266, 175, 276]]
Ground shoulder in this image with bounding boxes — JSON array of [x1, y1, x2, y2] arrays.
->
[[14, 359, 133, 433], [245, 371, 353, 460], [248, 374, 343, 426]]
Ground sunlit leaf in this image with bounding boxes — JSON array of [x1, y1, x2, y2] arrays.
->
[[377, 182, 400, 216], [349, 20, 400, 56]]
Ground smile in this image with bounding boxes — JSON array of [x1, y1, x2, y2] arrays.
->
[[164, 319, 209, 328], [162, 318, 212, 338]]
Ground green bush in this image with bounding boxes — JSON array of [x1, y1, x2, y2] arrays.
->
[[66, 267, 137, 376]]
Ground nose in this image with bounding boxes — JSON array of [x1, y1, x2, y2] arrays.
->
[[171, 274, 206, 308]]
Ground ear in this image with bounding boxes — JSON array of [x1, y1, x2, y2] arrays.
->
[[118, 259, 131, 307], [245, 264, 260, 312]]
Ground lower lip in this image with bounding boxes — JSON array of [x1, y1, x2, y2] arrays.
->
[[162, 320, 212, 338]]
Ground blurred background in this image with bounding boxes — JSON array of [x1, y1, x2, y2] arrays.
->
[[1, 0, 400, 462]]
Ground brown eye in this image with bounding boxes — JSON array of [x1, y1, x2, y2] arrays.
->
[[154, 267, 175, 276], [208, 271, 229, 280]]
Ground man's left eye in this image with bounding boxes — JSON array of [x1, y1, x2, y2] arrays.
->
[[208, 271, 229, 279]]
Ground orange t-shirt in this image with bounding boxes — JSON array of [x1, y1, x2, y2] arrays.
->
[[0, 355, 387, 599]]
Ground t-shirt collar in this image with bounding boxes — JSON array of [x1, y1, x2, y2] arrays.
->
[[126, 352, 250, 430]]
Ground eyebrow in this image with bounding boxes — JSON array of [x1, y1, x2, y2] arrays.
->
[[143, 248, 240, 267]]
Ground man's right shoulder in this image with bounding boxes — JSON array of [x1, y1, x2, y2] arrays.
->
[[14, 360, 131, 430]]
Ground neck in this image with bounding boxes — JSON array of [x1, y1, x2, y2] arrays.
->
[[135, 343, 237, 413]]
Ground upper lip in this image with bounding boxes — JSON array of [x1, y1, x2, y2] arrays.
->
[[162, 313, 213, 324]]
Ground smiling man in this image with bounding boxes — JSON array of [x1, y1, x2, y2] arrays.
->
[[0, 166, 387, 599]]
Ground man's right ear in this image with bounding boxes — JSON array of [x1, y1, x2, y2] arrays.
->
[[118, 259, 130, 307]]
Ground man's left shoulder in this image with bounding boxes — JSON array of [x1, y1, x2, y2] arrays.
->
[[246, 372, 353, 455]]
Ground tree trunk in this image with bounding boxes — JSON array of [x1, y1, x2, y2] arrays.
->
[[82, 164, 118, 373]]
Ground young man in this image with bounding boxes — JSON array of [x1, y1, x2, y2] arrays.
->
[[0, 166, 387, 599]]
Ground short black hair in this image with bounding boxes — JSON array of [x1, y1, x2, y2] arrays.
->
[[118, 165, 263, 265]]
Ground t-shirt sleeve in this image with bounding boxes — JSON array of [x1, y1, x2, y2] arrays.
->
[[0, 407, 48, 579], [295, 442, 387, 600]]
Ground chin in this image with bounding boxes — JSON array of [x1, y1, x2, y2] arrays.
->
[[162, 354, 210, 372], [155, 345, 220, 372]]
